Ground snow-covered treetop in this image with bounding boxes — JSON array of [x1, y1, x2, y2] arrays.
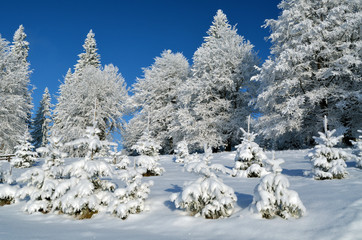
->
[[239, 116, 257, 143], [206, 9, 230, 39], [74, 30, 100, 73], [11, 25, 29, 62], [313, 116, 343, 148]]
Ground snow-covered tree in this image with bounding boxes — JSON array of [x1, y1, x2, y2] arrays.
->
[[0, 27, 32, 153], [351, 130, 362, 168], [171, 154, 236, 219], [14, 127, 152, 219], [183, 9, 259, 151], [232, 116, 268, 178], [53, 64, 128, 156], [37, 136, 67, 177], [131, 130, 164, 176], [125, 50, 190, 154], [250, 171, 306, 219], [174, 140, 190, 163], [74, 30, 100, 75], [109, 168, 153, 219], [12, 129, 37, 168], [308, 116, 349, 180], [31, 87, 52, 148], [252, 0, 362, 148]]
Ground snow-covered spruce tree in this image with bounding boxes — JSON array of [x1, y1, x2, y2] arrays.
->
[[125, 50, 189, 154], [74, 29, 100, 75], [11, 25, 33, 130], [108, 168, 153, 219], [171, 154, 236, 219], [351, 130, 362, 168], [308, 116, 349, 180], [131, 130, 164, 176], [53, 64, 128, 157], [174, 140, 190, 163], [232, 116, 268, 178], [252, 0, 362, 149], [0, 27, 32, 153], [12, 129, 37, 168], [182, 9, 259, 151], [31, 87, 52, 149], [37, 136, 67, 177], [250, 157, 306, 219]]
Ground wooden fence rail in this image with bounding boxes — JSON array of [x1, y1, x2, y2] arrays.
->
[[0, 154, 15, 162]]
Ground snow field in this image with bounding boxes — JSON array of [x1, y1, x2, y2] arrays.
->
[[0, 149, 361, 239]]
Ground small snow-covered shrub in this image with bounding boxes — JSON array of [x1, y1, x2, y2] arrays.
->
[[232, 118, 268, 178], [174, 140, 189, 163], [171, 175, 236, 219], [109, 169, 153, 219], [171, 156, 236, 219], [12, 130, 38, 168], [0, 184, 18, 206], [250, 172, 306, 219], [351, 130, 362, 168], [132, 131, 164, 176], [308, 116, 350, 180]]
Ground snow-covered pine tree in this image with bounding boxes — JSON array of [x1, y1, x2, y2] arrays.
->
[[252, 0, 362, 149], [232, 116, 268, 178], [183, 9, 259, 151], [125, 50, 190, 154], [131, 130, 164, 176], [174, 140, 189, 163], [250, 162, 306, 219], [308, 116, 349, 180], [0, 27, 32, 153], [31, 87, 52, 148], [11, 25, 33, 130], [12, 129, 37, 168], [74, 29, 100, 75], [170, 154, 236, 219], [53, 64, 128, 156], [351, 130, 362, 168]]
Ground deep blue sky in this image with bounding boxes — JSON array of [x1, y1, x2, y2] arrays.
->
[[0, 0, 281, 110]]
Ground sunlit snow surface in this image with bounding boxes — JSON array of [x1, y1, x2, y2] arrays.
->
[[0, 150, 361, 240]]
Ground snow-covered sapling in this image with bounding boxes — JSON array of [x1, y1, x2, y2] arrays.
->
[[250, 158, 306, 219], [37, 136, 67, 177], [171, 156, 236, 219], [131, 131, 164, 176], [232, 116, 268, 178], [12, 130, 38, 168], [108, 169, 153, 219], [174, 140, 190, 163], [351, 130, 362, 168], [308, 116, 349, 180]]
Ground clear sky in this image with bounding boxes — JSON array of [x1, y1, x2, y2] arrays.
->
[[0, 0, 281, 110]]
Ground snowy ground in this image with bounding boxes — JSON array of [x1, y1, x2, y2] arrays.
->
[[0, 150, 361, 240]]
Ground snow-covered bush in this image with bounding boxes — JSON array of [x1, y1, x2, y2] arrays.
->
[[0, 184, 18, 206], [171, 156, 236, 219], [132, 131, 164, 176], [250, 173, 306, 219], [250, 159, 305, 219], [308, 116, 349, 180], [351, 130, 362, 168], [12, 130, 38, 168], [108, 168, 153, 219], [264, 151, 285, 174], [232, 118, 268, 178], [174, 140, 189, 163]]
